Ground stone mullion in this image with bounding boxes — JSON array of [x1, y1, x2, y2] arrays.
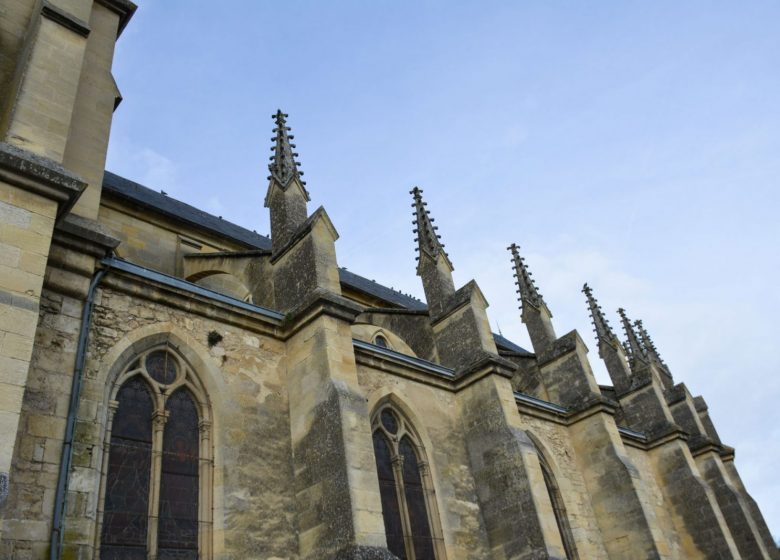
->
[[418, 459, 444, 560], [198, 418, 213, 560], [93, 400, 119, 559], [148, 409, 169, 560], [391, 451, 415, 560]]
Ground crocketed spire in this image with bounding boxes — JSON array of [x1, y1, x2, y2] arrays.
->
[[508, 243, 546, 311], [618, 308, 650, 370], [268, 110, 308, 195], [411, 187, 451, 268], [583, 285, 632, 392], [583, 283, 617, 343], [507, 243, 555, 352], [635, 319, 670, 372]]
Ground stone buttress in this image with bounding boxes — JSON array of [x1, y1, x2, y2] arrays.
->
[[412, 191, 571, 559], [509, 248, 670, 559], [586, 285, 776, 559], [0, 1, 135, 557], [266, 112, 394, 559]]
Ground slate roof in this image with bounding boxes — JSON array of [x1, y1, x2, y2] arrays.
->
[[338, 268, 427, 311], [101, 171, 530, 354], [493, 332, 532, 354], [103, 171, 273, 250]]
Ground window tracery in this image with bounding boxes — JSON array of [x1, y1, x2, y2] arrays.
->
[[98, 346, 212, 559], [371, 403, 445, 560]]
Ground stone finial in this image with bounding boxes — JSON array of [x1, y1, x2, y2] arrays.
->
[[582, 283, 617, 343], [410, 187, 455, 316], [265, 110, 312, 253], [635, 319, 671, 374], [507, 243, 555, 352], [411, 186, 452, 269], [618, 308, 650, 370], [268, 109, 309, 194], [583, 285, 632, 392], [508, 244, 547, 312]]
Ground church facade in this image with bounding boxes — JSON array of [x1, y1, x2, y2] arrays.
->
[[0, 1, 777, 559]]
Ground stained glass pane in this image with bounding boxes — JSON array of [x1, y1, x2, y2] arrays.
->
[[373, 431, 406, 559], [146, 350, 178, 384], [158, 389, 199, 557], [381, 409, 398, 434], [400, 436, 435, 560], [101, 377, 153, 559]]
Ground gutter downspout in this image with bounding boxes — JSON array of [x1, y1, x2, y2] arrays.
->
[[50, 260, 112, 560]]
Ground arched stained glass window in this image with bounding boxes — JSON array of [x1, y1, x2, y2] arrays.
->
[[373, 431, 406, 559], [371, 404, 445, 560], [99, 347, 212, 559], [101, 377, 153, 560], [159, 389, 200, 559]]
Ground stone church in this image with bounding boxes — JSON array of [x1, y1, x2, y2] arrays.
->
[[0, 1, 777, 559]]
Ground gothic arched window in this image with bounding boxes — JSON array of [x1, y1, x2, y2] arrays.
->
[[529, 435, 578, 560], [371, 403, 445, 560], [98, 347, 212, 559]]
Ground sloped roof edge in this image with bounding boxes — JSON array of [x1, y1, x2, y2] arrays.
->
[[101, 171, 529, 354]]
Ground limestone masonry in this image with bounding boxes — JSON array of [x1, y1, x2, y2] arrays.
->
[[0, 1, 777, 559]]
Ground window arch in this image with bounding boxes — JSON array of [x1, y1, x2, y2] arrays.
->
[[97, 346, 213, 559], [528, 434, 578, 560], [373, 333, 390, 349], [371, 402, 445, 560]]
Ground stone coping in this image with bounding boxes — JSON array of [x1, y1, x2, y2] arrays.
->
[[102, 257, 284, 320], [0, 142, 85, 218]]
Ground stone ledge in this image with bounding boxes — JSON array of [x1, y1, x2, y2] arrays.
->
[[95, 0, 137, 36], [334, 544, 399, 559], [54, 214, 120, 258], [41, 1, 91, 37], [100, 262, 282, 337], [281, 288, 363, 338], [0, 142, 85, 220], [183, 249, 270, 259], [452, 352, 517, 390]]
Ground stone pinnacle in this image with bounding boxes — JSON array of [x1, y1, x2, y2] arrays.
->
[[508, 243, 546, 311], [268, 109, 308, 192]]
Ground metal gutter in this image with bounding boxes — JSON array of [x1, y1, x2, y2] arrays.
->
[[617, 426, 648, 441], [51, 256, 283, 558], [514, 392, 569, 414], [352, 339, 455, 379], [101, 256, 284, 320], [50, 264, 110, 560]]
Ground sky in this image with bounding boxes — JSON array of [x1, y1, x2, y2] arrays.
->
[[106, 1, 780, 542]]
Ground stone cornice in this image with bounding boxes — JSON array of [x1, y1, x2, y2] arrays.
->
[[0, 142, 85, 220], [184, 249, 271, 259], [452, 353, 517, 390], [95, 0, 137, 36], [353, 341, 453, 391], [99, 258, 282, 338], [41, 1, 91, 37], [53, 214, 120, 259], [281, 288, 363, 338]]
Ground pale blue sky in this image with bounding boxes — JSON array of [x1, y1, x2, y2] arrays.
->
[[107, 1, 780, 540]]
